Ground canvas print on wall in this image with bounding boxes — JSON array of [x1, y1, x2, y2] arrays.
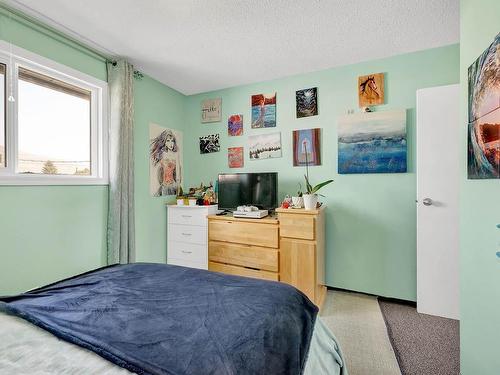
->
[[228, 114, 243, 136], [251, 93, 276, 128], [199, 134, 220, 154], [358, 73, 384, 107], [201, 98, 222, 123], [149, 123, 183, 197], [248, 132, 282, 160], [338, 110, 406, 174], [228, 147, 244, 168], [467, 32, 500, 179], [293, 128, 321, 166], [296, 88, 318, 118]]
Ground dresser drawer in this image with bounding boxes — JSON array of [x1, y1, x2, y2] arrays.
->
[[209, 262, 279, 281], [168, 224, 207, 245], [168, 258, 206, 270], [168, 208, 208, 226], [169, 241, 207, 263], [278, 213, 315, 240], [209, 241, 278, 272], [208, 220, 278, 248]]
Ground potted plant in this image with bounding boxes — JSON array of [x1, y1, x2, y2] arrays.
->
[[301, 143, 333, 210], [291, 183, 304, 208]]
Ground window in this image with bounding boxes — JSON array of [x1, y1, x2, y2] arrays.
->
[[0, 42, 108, 185]]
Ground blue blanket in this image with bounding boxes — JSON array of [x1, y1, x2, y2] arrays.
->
[[0, 263, 318, 375]]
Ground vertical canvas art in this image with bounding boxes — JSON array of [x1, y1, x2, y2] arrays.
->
[[467, 32, 500, 179], [149, 123, 183, 196], [201, 98, 222, 123], [248, 132, 282, 160], [296, 88, 318, 118], [358, 73, 384, 107], [228, 147, 244, 168], [228, 114, 243, 136], [293, 128, 321, 166], [338, 110, 407, 174], [251, 93, 276, 128], [199, 134, 220, 154]]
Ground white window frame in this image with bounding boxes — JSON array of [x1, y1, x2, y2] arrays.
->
[[0, 41, 108, 185]]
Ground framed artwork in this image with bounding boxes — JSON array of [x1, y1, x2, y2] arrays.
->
[[296, 87, 318, 118], [228, 147, 244, 168], [199, 134, 220, 154], [248, 132, 282, 160], [358, 73, 384, 107], [228, 114, 243, 136], [467, 32, 500, 179], [338, 110, 406, 174], [201, 98, 222, 123], [149, 123, 183, 196], [293, 128, 321, 166], [251, 93, 276, 128]]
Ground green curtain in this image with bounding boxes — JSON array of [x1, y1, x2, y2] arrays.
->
[[107, 60, 135, 264]]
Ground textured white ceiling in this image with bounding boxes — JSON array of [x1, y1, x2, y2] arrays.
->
[[5, 0, 459, 95]]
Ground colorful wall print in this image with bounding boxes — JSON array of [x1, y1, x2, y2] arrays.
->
[[248, 132, 282, 160], [251, 93, 276, 128], [228, 147, 244, 168], [149, 123, 183, 196], [338, 110, 406, 174], [201, 98, 222, 123], [296, 87, 318, 118], [199, 134, 220, 154], [293, 128, 321, 166], [358, 73, 384, 107], [467, 32, 500, 179], [228, 114, 243, 136]]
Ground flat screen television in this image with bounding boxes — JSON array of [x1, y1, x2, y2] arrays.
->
[[218, 172, 278, 211]]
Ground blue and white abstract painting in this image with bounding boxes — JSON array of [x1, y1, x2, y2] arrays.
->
[[338, 110, 407, 174]]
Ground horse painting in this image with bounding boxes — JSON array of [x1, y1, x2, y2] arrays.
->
[[358, 73, 384, 107]]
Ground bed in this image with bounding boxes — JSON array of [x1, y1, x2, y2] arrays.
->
[[0, 263, 346, 375]]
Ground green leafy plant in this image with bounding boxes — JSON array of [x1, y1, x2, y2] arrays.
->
[[301, 142, 333, 195], [296, 183, 303, 197], [304, 174, 333, 195]]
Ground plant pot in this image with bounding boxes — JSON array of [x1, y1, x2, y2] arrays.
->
[[303, 194, 318, 210], [291, 196, 304, 208]]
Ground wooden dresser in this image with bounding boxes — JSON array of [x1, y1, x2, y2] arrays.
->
[[207, 207, 326, 307]]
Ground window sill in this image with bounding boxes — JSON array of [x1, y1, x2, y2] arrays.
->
[[0, 175, 109, 186]]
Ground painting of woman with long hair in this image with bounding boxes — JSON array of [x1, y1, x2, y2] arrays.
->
[[149, 123, 183, 196]]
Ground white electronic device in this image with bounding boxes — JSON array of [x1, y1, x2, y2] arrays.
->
[[233, 205, 269, 219]]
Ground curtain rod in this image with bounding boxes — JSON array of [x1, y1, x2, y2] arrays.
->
[[0, 3, 144, 79]]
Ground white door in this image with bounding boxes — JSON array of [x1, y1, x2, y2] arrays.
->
[[416, 84, 460, 320]]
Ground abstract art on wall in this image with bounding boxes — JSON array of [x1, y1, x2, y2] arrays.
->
[[467, 32, 500, 179], [201, 98, 222, 123], [248, 132, 282, 160], [251, 93, 276, 128], [358, 73, 384, 107], [228, 114, 243, 136], [293, 128, 321, 166], [228, 147, 244, 168], [199, 134, 220, 154], [296, 87, 318, 118], [338, 110, 406, 174], [149, 123, 183, 196]]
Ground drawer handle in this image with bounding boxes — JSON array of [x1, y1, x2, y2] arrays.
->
[[181, 250, 193, 254], [182, 215, 192, 218], [181, 233, 192, 236]]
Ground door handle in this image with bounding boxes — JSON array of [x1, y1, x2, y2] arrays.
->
[[422, 198, 433, 206]]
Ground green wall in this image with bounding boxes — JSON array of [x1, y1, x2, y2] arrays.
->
[[459, 1, 500, 373], [0, 9, 186, 294], [184, 45, 459, 301]]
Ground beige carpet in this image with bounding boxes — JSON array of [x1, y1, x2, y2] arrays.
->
[[321, 290, 401, 375]]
